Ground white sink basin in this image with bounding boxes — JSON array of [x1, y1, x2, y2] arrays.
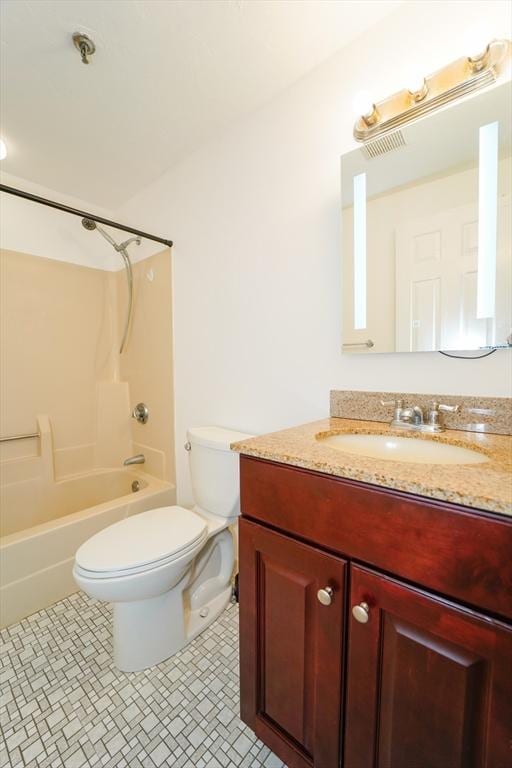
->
[[318, 433, 488, 465]]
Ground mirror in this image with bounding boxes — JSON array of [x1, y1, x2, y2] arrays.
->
[[341, 81, 512, 353]]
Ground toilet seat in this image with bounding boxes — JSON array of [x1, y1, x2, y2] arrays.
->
[[75, 506, 207, 579], [74, 535, 205, 580]]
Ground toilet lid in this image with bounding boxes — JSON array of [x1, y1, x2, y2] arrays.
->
[[75, 506, 207, 574]]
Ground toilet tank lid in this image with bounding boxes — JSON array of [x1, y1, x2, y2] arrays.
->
[[187, 426, 254, 451]]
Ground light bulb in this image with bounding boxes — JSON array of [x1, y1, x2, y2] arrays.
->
[[0, 139, 6, 160], [352, 90, 375, 119]]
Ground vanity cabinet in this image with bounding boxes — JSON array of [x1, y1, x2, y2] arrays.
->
[[238, 456, 512, 768], [345, 566, 512, 768], [239, 519, 346, 768]]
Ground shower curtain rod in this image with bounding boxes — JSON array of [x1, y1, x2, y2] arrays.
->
[[0, 184, 173, 248]]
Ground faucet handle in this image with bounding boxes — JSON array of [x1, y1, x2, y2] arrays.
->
[[431, 401, 460, 414], [438, 403, 460, 414], [381, 399, 404, 424], [381, 398, 404, 408], [427, 401, 460, 429]]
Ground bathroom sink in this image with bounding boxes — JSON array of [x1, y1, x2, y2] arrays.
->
[[317, 433, 488, 465]]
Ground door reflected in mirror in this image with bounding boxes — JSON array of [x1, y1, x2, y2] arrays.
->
[[341, 82, 512, 354]]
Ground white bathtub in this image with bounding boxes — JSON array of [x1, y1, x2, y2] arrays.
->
[[0, 467, 175, 628]]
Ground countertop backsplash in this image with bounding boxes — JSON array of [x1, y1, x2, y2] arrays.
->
[[330, 390, 512, 436]]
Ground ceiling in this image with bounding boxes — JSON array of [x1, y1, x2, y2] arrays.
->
[[0, 0, 401, 208]]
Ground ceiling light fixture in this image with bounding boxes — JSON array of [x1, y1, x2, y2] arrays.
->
[[0, 139, 7, 160], [353, 38, 511, 142]]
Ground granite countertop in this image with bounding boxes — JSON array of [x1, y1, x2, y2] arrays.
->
[[231, 418, 512, 516]]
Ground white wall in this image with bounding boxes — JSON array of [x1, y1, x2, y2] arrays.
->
[[116, 0, 512, 505]]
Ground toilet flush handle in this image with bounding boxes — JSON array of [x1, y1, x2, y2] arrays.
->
[[184, 441, 191, 451]]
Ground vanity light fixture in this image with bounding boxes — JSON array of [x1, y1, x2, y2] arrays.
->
[[353, 39, 511, 141]]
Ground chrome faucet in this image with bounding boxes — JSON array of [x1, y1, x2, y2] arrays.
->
[[123, 454, 145, 466], [425, 401, 460, 432], [381, 399, 460, 433], [400, 405, 424, 426]]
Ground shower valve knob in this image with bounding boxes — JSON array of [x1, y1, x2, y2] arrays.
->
[[132, 403, 149, 424]]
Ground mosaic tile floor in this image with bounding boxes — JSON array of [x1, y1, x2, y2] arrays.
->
[[0, 594, 285, 768]]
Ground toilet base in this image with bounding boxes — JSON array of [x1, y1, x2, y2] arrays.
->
[[107, 526, 236, 672], [112, 582, 233, 673], [113, 586, 186, 672], [188, 585, 232, 644]]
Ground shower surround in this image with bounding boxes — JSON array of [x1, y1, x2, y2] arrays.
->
[[0, 246, 175, 626]]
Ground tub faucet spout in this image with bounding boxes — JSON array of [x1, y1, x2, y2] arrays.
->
[[123, 454, 145, 466]]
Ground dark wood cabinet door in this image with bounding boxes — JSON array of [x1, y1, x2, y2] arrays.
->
[[345, 565, 512, 768], [239, 518, 346, 768]]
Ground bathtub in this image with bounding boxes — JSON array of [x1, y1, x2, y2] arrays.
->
[[0, 467, 175, 628]]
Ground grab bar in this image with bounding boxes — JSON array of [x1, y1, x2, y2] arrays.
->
[[0, 431, 40, 443], [342, 339, 375, 349]]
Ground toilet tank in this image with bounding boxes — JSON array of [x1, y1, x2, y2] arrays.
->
[[187, 426, 253, 518]]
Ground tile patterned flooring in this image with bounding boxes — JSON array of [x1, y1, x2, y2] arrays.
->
[[0, 593, 285, 768]]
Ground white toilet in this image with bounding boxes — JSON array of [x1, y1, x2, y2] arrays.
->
[[73, 426, 252, 672]]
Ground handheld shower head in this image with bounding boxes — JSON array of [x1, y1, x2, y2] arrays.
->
[[79, 216, 138, 354], [81, 219, 139, 250], [82, 219, 118, 248], [81, 217, 97, 231]]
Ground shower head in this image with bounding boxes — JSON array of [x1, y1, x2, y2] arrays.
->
[[82, 218, 117, 248], [80, 218, 139, 250], [81, 217, 97, 231]]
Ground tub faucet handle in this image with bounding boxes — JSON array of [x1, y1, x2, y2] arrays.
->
[[132, 403, 149, 424]]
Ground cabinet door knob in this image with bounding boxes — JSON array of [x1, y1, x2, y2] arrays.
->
[[317, 587, 334, 606], [352, 602, 370, 623]]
